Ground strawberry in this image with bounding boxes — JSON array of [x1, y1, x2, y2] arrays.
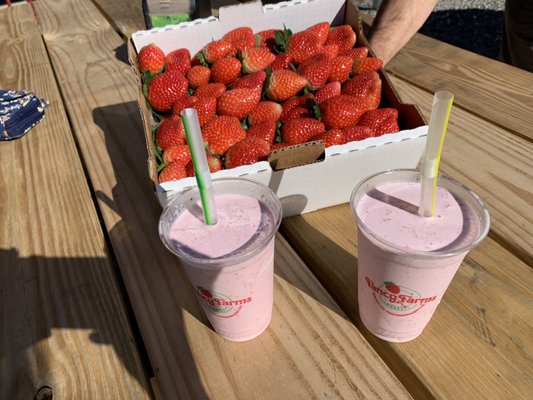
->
[[341, 72, 382, 110], [325, 25, 356, 53], [312, 129, 345, 147], [270, 53, 293, 70], [297, 53, 333, 90], [352, 57, 383, 75], [194, 82, 226, 99], [343, 125, 374, 142], [319, 94, 367, 129], [270, 142, 292, 151], [305, 21, 330, 46], [246, 120, 277, 144], [165, 48, 191, 74], [328, 55, 354, 83], [265, 69, 308, 102], [217, 88, 261, 119], [225, 137, 271, 169], [242, 47, 276, 73], [147, 70, 189, 112], [248, 101, 282, 126], [287, 30, 322, 64], [319, 44, 339, 59], [223, 27, 256, 52], [191, 97, 217, 126], [162, 144, 192, 165], [256, 29, 279, 50], [231, 70, 266, 92], [210, 57, 242, 85], [341, 46, 369, 61], [358, 108, 400, 136], [171, 95, 198, 115], [280, 93, 314, 121], [281, 118, 325, 145], [186, 65, 211, 89], [202, 115, 246, 155], [185, 153, 222, 176], [156, 114, 186, 150], [281, 105, 312, 122], [138, 43, 165, 74], [202, 39, 236, 63], [158, 160, 187, 183], [315, 81, 341, 104], [385, 282, 401, 294]]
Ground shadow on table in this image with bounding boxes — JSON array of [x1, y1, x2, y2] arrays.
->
[[91, 101, 211, 399]]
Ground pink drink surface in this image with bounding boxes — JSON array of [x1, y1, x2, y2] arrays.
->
[[169, 194, 276, 342], [356, 182, 480, 342]]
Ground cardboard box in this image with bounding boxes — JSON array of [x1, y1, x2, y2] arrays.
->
[[129, 0, 428, 217]]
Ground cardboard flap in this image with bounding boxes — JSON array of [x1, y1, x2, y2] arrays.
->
[[268, 141, 325, 171]]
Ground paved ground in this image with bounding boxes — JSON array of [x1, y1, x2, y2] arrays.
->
[[357, 0, 505, 60]]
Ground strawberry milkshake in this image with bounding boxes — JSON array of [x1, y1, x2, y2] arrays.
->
[[351, 169, 490, 342], [159, 178, 282, 342]]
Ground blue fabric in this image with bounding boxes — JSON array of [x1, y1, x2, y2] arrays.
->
[[0, 89, 48, 140]]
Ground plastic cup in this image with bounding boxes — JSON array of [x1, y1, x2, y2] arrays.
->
[[350, 169, 490, 342], [159, 178, 282, 342]]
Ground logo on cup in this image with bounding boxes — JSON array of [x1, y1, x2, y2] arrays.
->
[[196, 287, 252, 318], [365, 277, 437, 316]]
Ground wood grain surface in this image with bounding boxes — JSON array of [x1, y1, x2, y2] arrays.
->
[[34, 0, 413, 398], [0, 3, 152, 399]]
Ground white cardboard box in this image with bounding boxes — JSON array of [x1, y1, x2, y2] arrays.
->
[[129, 0, 428, 217]]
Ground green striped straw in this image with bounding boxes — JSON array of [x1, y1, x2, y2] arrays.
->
[[180, 108, 218, 225]]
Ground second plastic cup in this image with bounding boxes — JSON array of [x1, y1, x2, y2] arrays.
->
[[159, 178, 282, 342], [351, 169, 490, 342]]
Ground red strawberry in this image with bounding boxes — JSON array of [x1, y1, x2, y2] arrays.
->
[[315, 81, 341, 104], [312, 129, 345, 147], [319, 95, 367, 129], [246, 120, 277, 144], [186, 65, 211, 88], [385, 282, 401, 294], [217, 88, 261, 119], [223, 27, 256, 51], [328, 55, 354, 83], [242, 47, 276, 73], [248, 101, 282, 126], [224, 137, 271, 169], [341, 72, 382, 110], [343, 125, 374, 142], [158, 160, 187, 183], [270, 142, 292, 151], [297, 53, 333, 90], [194, 82, 226, 99], [165, 48, 191, 74], [192, 97, 217, 126], [138, 43, 165, 74], [325, 25, 356, 52], [265, 70, 308, 102], [231, 70, 267, 92], [210, 57, 242, 85], [287, 30, 322, 64], [358, 108, 400, 136], [162, 144, 192, 165], [148, 69, 189, 112], [156, 114, 186, 149], [319, 44, 339, 59], [185, 153, 222, 176], [270, 53, 293, 71], [202, 39, 236, 63], [281, 118, 325, 145], [202, 115, 247, 155], [172, 95, 199, 115], [352, 57, 383, 75], [281, 105, 312, 122], [305, 22, 330, 46], [341, 46, 369, 60], [256, 29, 279, 50]]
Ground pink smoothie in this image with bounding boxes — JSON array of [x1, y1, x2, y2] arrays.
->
[[355, 180, 482, 342], [168, 193, 278, 342]]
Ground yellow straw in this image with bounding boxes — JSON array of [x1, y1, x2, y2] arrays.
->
[[418, 91, 454, 217]]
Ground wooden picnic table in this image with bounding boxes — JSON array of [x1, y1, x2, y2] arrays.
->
[[1, 1, 531, 399]]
